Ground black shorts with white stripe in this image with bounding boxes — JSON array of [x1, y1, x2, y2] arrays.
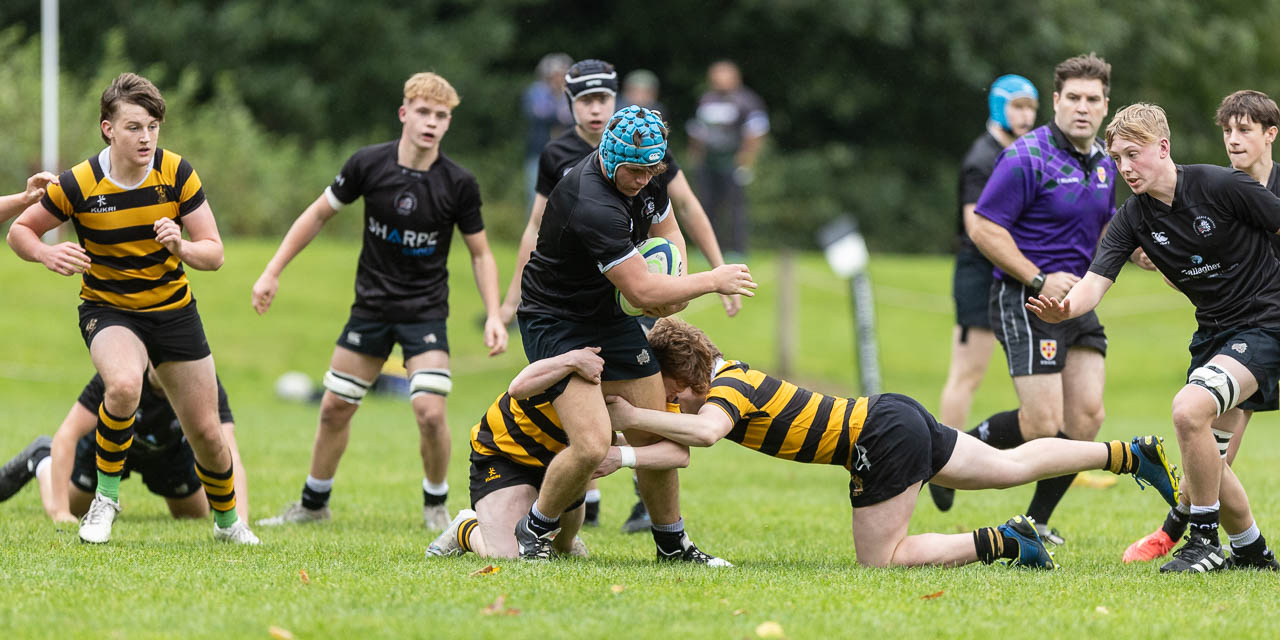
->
[[988, 278, 1107, 376]]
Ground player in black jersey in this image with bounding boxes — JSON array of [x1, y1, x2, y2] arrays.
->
[[0, 172, 59, 224], [499, 59, 741, 327], [930, 75, 1038, 513], [599, 318, 1178, 569], [1030, 103, 1280, 572], [513, 104, 755, 563], [1122, 91, 1280, 566], [0, 367, 248, 526], [251, 72, 508, 530], [8, 73, 254, 545]]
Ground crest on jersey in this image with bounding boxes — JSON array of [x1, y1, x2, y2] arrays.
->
[[1096, 166, 1107, 184], [154, 186, 169, 204], [395, 192, 418, 216], [1039, 339, 1058, 361], [1193, 215, 1216, 238], [643, 197, 656, 216]]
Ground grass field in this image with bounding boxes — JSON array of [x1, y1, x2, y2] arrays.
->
[[1, 238, 1277, 639]]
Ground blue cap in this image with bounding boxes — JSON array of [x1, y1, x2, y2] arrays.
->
[[599, 105, 668, 180], [988, 74, 1038, 132]]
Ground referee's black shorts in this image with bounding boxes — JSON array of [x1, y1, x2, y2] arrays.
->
[[989, 279, 1106, 376]]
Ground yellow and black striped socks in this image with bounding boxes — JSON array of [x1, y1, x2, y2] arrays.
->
[[973, 527, 1020, 564], [95, 404, 136, 502], [457, 516, 479, 553], [194, 461, 238, 528], [1104, 440, 1138, 474]]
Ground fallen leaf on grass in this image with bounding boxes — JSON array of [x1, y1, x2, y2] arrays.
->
[[1095, 606, 1109, 615], [611, 584, 626, 594], [756, 621, 786, 638], [299, 569, 310, 585], [733, 609, 748, 616], [920, 591, 944, 600], [268, 626, 295, 640], [470, 565, 501, 577], [481, 594, 521, 616]]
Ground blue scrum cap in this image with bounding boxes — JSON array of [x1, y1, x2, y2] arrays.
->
[[988, 74, 1038, 132], [599, 105, 668, 180]]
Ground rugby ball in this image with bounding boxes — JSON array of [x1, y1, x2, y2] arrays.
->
[[616, 237, 683, 316], [275, 371, 315, 403]]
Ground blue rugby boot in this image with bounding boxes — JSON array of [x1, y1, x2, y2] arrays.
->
[[1129, 436, 1180, 507], [999, 515, 1056, 570]]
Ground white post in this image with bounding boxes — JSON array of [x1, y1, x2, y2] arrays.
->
[[41, 0, 59, 242]]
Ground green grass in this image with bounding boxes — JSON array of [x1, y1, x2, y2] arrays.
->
[[1, 238, 1277, 639]]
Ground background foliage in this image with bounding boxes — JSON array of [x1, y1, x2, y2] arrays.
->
[[4, 1, 1280, 250]]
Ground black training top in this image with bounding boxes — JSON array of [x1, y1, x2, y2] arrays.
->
[[519, 150, 672, 322], [1090, 164, 1280, 330], [535, 128, 681, 198], [955, 132, 1004, 247], [328, 141, 485, 322], [77, 374, 234, 460]]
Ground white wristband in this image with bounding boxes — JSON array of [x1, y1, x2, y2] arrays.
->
[[618, 446, 637, 469]]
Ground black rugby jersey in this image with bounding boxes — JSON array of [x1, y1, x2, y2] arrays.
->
[[519, 151, 672, 322], [328, 142, 485, 321], [955, 132, 1003, 246], [76, 374, 234, 461], [1090, 164, 1280, 330], [535, 128, 680, 198], [42, 148, 205, 312]]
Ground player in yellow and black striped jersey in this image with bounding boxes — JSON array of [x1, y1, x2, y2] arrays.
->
[[6, 72, 256, 545], [596, 318, 1182, 569], [424, 346, 688, 560]]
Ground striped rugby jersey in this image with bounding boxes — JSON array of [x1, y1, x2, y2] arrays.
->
[[42, 148, 206, 312]]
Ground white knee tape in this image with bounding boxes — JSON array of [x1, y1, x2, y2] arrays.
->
[[323, 369, 372, 404], [1211, 428, 1232, 458], [410, 368, 452, 398], [1188, 365, 1240, 416]]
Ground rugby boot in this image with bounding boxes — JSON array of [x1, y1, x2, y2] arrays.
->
[[656, 532, 733, 567], [1227, 548, 1279, 571], [514, 514, 558, 560], [79, 493, 121, 544], [1123, 527, 1177, 563], [1129, 436, 1180, 507], [1035, 523, 1066, 546], [621, 499, 651, 534], [927, 483, 955, 512], [425, 509, 476, 558], [256, 501, 330, 526], [998, 515, 1056, 569], [214, 519, 261, 545], [1160, 535, 1227, 573], [423, 503, 451, 530], [0, 435, 52, 501]]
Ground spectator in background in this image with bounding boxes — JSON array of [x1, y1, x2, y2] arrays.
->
[[686, 60, 769, 258], [621, 69, 667, 115], [522, 53, 575, 205]]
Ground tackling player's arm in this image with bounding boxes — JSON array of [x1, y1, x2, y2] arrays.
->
[[667, 170, 740, 317], [6, 202, 90, 276], [47, 402, 99, 523], [508, 347, 604, 398], [593, 439, 690, 478], [0, 172, 58, 224], [605, 395, 735, 448], [251, 193, 340, 314], [461, 229, 508, 356], [155, 200, 223, 271], [498, 194, 548, 325]]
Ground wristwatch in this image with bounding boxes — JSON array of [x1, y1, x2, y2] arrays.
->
[[1028, 271, 1047, 294]]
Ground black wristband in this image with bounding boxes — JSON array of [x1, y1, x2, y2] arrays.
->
[[1028, 271, 1046, 294]]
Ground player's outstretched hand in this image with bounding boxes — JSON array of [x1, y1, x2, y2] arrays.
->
[[24, 171, 58, 204], [40, 241, 90, 276], [711, 263, 757, 297], [251, 272, 279, 315], [593, 447, 624, 479], [720, 293, 742, 317], [484, 315, 509, 357], [568, 346, 604, 384], [604, 394, 637, 429], [154, 217, 183, 257], [1026, 294, 1071, 324]]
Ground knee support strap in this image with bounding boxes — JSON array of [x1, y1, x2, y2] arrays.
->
[[1188, 365, 1240, 416], [323, 369, 372, 405], [410, 368, 452, 398], [1211, 428, 1232, 458]]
